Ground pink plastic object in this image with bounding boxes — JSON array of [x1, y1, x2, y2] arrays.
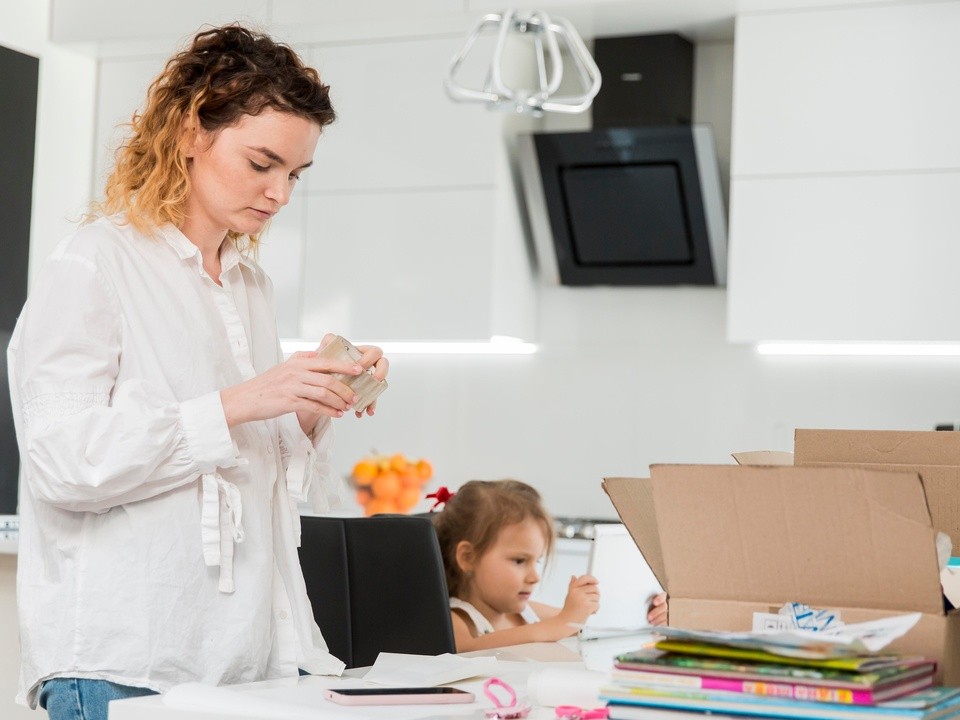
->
[[483, 677, 532, 719], [555, 706, 610, 720]]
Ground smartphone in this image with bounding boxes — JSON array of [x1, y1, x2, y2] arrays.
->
[[323, 687, 475, 706]]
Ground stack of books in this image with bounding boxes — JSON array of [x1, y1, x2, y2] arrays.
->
[[601, 640, 960, 720]]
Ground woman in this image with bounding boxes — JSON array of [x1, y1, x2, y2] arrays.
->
[[7, 24, 386, 720]]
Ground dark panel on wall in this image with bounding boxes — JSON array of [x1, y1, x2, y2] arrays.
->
[[0, 44, 39, 515], [592, 33, 694, 129]]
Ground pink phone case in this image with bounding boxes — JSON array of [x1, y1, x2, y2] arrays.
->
[[323, 688, 475, 706]]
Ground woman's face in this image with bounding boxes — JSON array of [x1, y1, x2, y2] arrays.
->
[[184, 107, 320, 241]]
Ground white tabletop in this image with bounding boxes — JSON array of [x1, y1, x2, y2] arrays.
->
[[108, 634, 657, 720]]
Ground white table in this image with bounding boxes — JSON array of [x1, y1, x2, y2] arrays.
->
[[109, 634, 656, 720]]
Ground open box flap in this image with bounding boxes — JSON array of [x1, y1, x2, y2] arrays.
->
[[601, 477, 667, 590], [795, 429, 960, 556], [732, 451, 794, 466], [796, 429, 960, 466], [643, 464, 943, 615]]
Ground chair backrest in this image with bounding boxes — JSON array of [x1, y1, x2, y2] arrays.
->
[[298, 514, 456, 668]]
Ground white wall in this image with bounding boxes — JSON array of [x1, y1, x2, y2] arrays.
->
[[1, 2, 97, 715], [0, 557, 28, 718]]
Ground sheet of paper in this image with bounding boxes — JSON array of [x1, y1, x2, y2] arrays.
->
[[657, 612, 921, 659], [164, 682, 354, 719], [362, 653, 498, 687], [941, 565, 960, 609]]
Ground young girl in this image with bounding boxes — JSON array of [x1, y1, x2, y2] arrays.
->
[[434, 480, 668, 652], [9, 24, 387, 720]]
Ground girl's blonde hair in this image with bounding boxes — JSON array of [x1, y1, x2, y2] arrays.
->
[[92, 24, 335, 248], [433, 480, 555, 598]]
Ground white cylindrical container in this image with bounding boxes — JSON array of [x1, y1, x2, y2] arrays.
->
[[525, 666, 607, 708]]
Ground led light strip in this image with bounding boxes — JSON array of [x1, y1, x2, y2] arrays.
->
[[757, 343, 960, 357], [281, 338, 538, 356]]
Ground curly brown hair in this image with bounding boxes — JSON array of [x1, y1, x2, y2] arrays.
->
[[93, 24, 335, 247], [433, 480, 555, 599]]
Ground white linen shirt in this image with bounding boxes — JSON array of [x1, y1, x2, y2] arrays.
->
[[7, 217, 346, 708]]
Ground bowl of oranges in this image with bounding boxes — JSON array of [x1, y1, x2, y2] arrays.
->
[[351, 453, 433, 516]]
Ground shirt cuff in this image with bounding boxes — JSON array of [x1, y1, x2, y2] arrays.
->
[[309, 416, 333, 456], [180, 391, 238, 473]]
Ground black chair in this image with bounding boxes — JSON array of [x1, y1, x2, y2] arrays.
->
[[298, 514, 456, 668]]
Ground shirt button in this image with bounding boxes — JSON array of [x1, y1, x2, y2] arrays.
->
[[267, 446, 274, 455], [279, 611, 288, 621]]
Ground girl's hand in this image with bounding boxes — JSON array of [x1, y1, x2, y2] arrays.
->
[[220, 345, 363, 431], [647, 592, 668, 626], [558, 574, 601, 627]]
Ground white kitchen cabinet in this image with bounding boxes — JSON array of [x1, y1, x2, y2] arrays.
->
[[308, 37, 501, 191], [257, 196, 307, 338], [51, 0, 269, 44], [728, 171, 960, 343], [93, 56, 163, 194], [300, 188, 500, 341], [727, 1, 960, 343], [297, 36, 536, 342], [732, 3, 960, 177]]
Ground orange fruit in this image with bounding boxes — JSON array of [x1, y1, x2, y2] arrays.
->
[[415, 459, 433, 482], [352, 459, 377, 485], [389, 453, 409, 472], [355, 488, 372, 506], [399, 467, 420, 488], [372, 470, 401, 500], [397, 486, 420, 512], [366, 498, 397, 516]]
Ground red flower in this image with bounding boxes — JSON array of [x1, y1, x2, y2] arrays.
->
[[425, 486, 455, 511]]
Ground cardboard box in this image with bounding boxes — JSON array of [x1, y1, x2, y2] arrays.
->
[[731, 450, 794, 466], [795, 429, 960, 556], [603, 465, 960, 685]]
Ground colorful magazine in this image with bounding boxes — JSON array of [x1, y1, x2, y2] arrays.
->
[[608, 667, 934, 705], [601, 684, 960, 720], [653, 640, 924, 672], [616, 647, 936, 688], [882, 688, 960, 711]]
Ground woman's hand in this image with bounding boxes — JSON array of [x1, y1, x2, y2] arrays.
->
[[352, 342, 389, 418], [647, 592, 668, 626], [293, 335, 388, 433], [220, 345, 363, 430]]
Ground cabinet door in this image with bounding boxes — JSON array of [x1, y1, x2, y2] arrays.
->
[[727, 172, 960, 343], [308, 38, 500, 191], [728, 2, 960, 343], [298, 37, 534, 342], [94, 57, 164, 191], [299, 188, 496, 341], [733, 3, 960, 176]]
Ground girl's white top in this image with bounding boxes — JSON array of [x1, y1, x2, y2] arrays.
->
[[449, 597, 541, 635], [7, 217, 346, 708]]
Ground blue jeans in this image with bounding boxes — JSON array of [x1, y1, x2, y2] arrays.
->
[[39, 678, 158, 720]]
